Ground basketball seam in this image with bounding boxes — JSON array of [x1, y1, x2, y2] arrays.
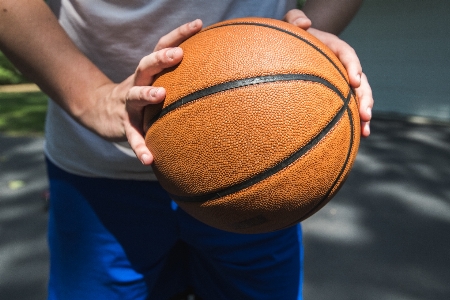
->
[[203, 21, 348, 82], [169, 84, 352, 203], [288, 90, 356, 225], [146, 74, 345, 128]]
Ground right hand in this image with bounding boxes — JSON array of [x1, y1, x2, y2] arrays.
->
[[285, 9, 373, 137], [91, 19, 203, 165], [0, 1, 202, 164]]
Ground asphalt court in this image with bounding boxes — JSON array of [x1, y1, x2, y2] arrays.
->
[[1, 116, 449, 299]]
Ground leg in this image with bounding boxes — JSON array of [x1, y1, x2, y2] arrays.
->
[[46, 159, 188, 299], [176, 207, 304, 300]]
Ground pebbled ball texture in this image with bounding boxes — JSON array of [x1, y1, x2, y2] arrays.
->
[[144, 17, 360, 234]]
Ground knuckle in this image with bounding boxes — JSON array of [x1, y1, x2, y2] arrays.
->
[[139, 88, 148, 100], [178, 23, 189, 36], [136, 55, 150, 73], [156, 36, 169, 50], [153, 50, 166, 65]]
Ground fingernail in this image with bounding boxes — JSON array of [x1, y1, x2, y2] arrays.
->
[[140, 154, 150, 165], [150, 87, 160, 97], [166, 48, 176, 60], [356, 73, 361, 84], [366, 107, 372, 118], [365, 125, 371, 136], [189, 19, 198, 29], [293, 18, 303, 27]]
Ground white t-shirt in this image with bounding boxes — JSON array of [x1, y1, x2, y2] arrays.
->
[[44, 0, 297, 180]]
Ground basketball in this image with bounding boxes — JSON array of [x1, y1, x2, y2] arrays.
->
[[143, 17, 360, 234]]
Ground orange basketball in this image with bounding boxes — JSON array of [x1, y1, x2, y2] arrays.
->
[[144, 17, 360, 234]]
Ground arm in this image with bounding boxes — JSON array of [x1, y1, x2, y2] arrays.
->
[[285, 1, 373, 137], [302, 0, 363, 35], [0, 0, 108, 116], [0, 0, 202, 164]]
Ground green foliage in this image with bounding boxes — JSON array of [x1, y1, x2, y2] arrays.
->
[[0, 51, 29, 85], [297, 0, 306, 9], [0, 91, 47, 135]]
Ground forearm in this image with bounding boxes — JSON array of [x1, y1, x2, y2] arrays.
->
[[0, 0, 112, 122], [302, 0, 363, 35]]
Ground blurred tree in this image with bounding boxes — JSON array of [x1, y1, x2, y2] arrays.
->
[[297, 0, 306, 8], [0, 51, 30, 85]]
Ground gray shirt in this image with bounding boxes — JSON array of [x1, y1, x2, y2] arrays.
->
[[44, 0, 296, 180]]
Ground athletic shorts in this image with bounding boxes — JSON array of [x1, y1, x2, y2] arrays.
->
[[46, 158, 303, 300]]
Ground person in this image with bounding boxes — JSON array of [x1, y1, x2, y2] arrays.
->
[[0, 0, 373, 299]]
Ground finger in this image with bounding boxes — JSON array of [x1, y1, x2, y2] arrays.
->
[[355, 73, 373, 121], [126, 85, 166, 106], [336, 43, 362, 89], [125, 123, 154, 165], [154, 19, 203, 52], [134, 47, 183, 86], [284, 9, 312, 29], [308, 28, 362, 88], [354, 73, 374, 137], [124, 86, 166, 165], [361, 121, 371, 137]]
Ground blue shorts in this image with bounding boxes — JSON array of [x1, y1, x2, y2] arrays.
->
[[46, 159, 303, 300]]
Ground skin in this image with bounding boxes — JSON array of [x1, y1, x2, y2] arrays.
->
[[0, 0, 373, 166], [286, 1, 373, 138], [301, 0, 363, 35]]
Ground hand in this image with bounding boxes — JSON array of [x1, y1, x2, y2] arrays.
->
[[284, 9, 373, 137], [94, 19, 203, 165], [0, 2, 204, 164]]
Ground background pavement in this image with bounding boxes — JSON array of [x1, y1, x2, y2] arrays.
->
[[0, 135, 48, 300], [1, 116, 449, 299]]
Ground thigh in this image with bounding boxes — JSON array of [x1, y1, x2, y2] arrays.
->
[[46, 159, 187, 300], [177, 208, 304, 300]]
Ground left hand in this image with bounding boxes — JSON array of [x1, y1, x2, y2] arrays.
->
[[284, 9, 373, 137], [117, 19, 203, 164]]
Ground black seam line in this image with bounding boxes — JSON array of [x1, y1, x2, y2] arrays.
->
[[203, 21, 348, 82], [147, 74, 345, 128], [289, 91, 355, 224], [170, 85, 352, 203], [323, 97, 356, 203]]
